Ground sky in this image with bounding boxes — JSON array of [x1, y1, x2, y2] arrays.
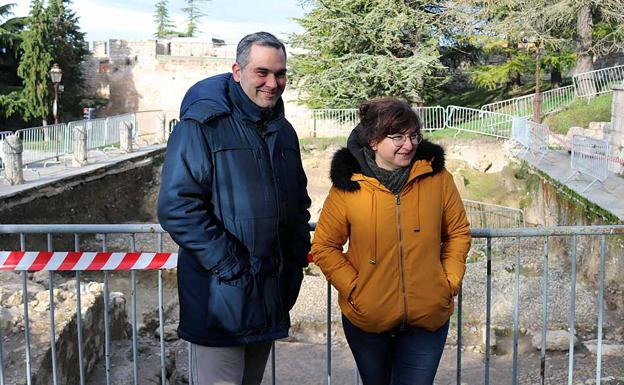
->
[[11, 0, 309, 44]]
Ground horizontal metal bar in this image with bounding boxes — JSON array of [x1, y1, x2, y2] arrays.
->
[[2, 224, 624, 238], [0, 224, 166, 234], [471, 225, 624, 238]]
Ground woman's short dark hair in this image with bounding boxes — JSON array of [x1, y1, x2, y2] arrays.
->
[[358, 97, 422, 144]]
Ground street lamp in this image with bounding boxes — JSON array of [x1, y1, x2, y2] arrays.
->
[[50, 63, 62, 124]]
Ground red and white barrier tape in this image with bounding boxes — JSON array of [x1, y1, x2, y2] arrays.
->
[[0, 251, 177, 271]]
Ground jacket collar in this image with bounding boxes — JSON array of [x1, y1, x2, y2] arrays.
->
[[228, 76, 285, 128], [178, 72, 285, 130], [330, 134, 446, 192]]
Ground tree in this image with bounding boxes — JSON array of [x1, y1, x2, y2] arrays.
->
[[290, 0, 446, 109], [0, 3, 28, 122], [17, 0, 52, 125], [451, 0, 576, 122], [46, 0, 89, 119], [154, 0, 176, 38], [569, 0, 624, 75], [0, 3, 27, 69], [182, 0, 209, 37]]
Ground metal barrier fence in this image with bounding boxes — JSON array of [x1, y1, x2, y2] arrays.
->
[[2, 223, 622, 385], [310, 109, 360, 138], [445, 106, 513, 138], [0, 131, 13, 170], [307, 107, 447, 138], [566, 135, 610, 192], [573, 64, 624, 98], [416, 106, 447, 131], [135, 110, 166, 143], [511, 117, 550, 158], [0, 111, 161, 172], [14, 123, 72, 167], [481, 85, 576, 119]]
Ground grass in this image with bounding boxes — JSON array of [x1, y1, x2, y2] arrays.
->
[[423, 128, 484, 141], [543, 93, 613, 134], [0, 85, 21, 95], [299, 136, 348, 153], [432, 80, 572, 110]]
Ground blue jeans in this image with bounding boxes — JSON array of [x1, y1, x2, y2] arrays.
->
[[342, 315, 449, 385]]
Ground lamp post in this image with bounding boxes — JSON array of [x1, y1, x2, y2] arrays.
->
[[50, 63, 62, 124]]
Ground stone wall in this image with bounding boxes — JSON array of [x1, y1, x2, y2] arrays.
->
[[0, 149, 165, 251], [520, 166, 624, 312], [81, 39, 315, 139]]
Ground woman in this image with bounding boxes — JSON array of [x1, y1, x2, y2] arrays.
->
[[311, 97, 471, 385]]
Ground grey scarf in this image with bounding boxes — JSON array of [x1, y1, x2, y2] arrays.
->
[[363, 148, 411, 195]]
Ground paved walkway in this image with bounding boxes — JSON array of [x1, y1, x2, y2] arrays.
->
[[0, 144, 166, 201], [520, 148, 624, 222]]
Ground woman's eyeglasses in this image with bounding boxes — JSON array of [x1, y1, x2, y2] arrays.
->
[[386, 133, 423, 147]]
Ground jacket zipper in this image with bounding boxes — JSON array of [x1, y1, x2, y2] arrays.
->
[[396, 194, 408, 329]]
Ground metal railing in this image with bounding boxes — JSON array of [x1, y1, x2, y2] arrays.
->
[[469, 225, 624, 385], [573, 64, 624, 98], [566, 135, 610, 192], [0, 224, 173, 385], [2, 223, 622, 385]]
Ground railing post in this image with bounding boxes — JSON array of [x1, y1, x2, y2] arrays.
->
[[120, 121, 133, 153], [2, 134, 24, 185], [72, 124, 88, 166]]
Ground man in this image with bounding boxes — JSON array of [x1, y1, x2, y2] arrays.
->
[[157, 32, 311, 385]]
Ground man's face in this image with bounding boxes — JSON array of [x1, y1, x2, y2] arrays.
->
[[232, 44, 287, 108]]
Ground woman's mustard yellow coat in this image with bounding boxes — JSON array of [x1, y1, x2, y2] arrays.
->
[[312, 139, 471, 333]]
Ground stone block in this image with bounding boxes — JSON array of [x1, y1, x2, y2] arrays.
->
[[583, 339, 624, 356], [531, 330, 577, 351]]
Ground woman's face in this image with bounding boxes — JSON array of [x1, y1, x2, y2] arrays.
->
[[371, 129, 421, 171]]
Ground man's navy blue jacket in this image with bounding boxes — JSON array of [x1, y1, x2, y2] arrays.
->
[[157, 73, 311, 346]]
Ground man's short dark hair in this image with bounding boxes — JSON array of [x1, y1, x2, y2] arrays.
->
[[236, 32, 287, 68]]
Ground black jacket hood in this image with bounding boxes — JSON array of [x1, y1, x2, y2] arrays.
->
[[330, 125, 446, 192], [179, 72, 285, 124]]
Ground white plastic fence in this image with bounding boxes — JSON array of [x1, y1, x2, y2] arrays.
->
[[573, 64, 624, 98], [567, 135, 609, 192]]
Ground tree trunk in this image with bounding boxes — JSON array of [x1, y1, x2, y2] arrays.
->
[[550, 68, 562, 88], [533, 50, 542, 124], [575, 3, 596, 96]]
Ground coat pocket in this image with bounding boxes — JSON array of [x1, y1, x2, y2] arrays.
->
[[205, 273, 266, 336]]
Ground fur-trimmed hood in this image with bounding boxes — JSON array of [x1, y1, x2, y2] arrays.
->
[[330, 125, 446, 192]]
